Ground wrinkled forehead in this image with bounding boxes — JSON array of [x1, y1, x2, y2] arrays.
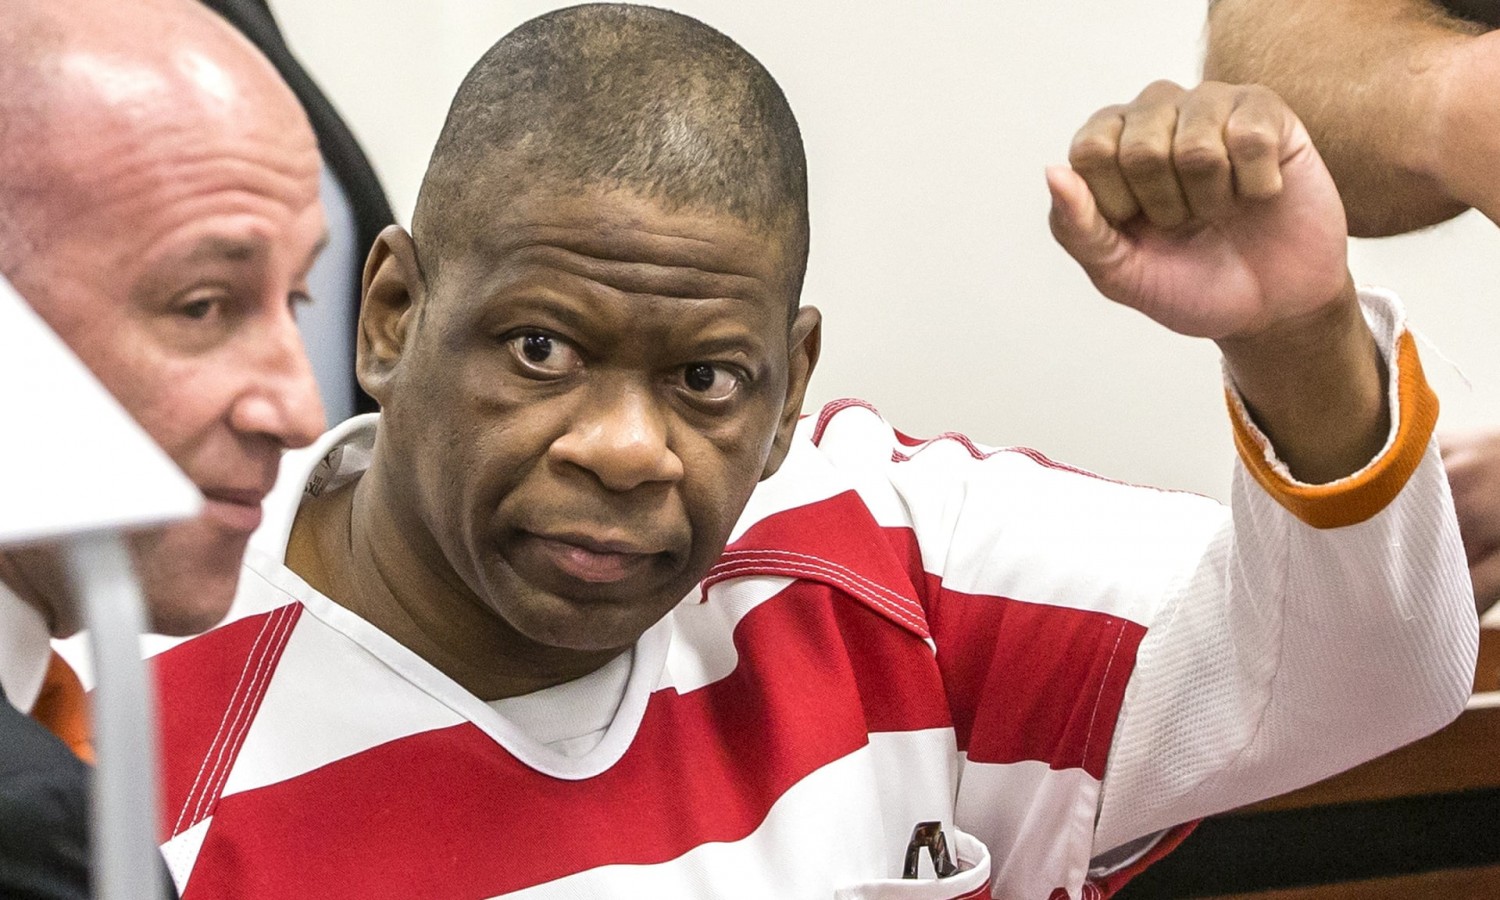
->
[[0, 0, 319, 286], [427, 176, 803, 306], [1, 50, 318, 247]]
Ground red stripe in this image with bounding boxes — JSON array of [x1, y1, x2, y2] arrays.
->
[[711, 490, 930, 639], [927, 576, 1144, 779], [868, 525, 1146, 780], [874, 524, 1144, 779], [153, 603, 302, 838], [181, 582, 951, 898]]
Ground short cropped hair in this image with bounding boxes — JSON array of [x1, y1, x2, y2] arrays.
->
[[412, 3, 809, 299]]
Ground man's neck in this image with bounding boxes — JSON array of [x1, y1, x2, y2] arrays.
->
[[284, 463, 621, 701]]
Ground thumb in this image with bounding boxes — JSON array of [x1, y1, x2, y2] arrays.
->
[[1046, 164, 1130, 280]]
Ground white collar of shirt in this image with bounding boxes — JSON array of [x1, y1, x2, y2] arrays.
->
[[0, 578, 53, 712], [488, 646, 635, 758], [244, 413, 645, 767]]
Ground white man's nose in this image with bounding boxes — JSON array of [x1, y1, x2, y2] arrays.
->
[[228, 311, 325, 448], [550, 386, 685, 491]]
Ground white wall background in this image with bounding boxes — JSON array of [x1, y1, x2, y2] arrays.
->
[[269, 0, 1500, 502]]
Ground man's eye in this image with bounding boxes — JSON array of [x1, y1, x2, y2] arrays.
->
[[507, 332, 581, 374], [681, 363, 741, 401], [177, 297, 221, 321]]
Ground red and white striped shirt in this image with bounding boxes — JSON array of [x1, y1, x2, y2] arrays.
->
[[151, 290, 1476, 899]]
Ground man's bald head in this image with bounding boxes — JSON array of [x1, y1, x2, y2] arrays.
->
[[412, 3, 810, 301], [0, 0, 314, 286], [0, 0, 326, 637]]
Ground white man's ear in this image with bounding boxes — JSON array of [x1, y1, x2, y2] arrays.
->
[[356, 226, 425, 407], [762, 305, 822, 479]]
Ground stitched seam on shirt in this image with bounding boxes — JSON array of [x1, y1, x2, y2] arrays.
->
[[178, 604, 296, 832], [715, 549, 924, 620], [713, 559, 925, 632], [811, 398, 879, 445], [182, 605, 287, 830], [1081, 623, 1128, 776], [171, 608, 280, 835], [190, 606, 298, 828], [710, 553, 927, 632]]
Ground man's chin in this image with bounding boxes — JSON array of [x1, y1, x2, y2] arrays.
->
[[497, 587, 674, 656], [128, 517, 249, 636]]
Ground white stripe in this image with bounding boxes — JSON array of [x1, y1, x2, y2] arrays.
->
[[660, 575, 793, 694], [161, 817, 211, 896], [726, 418, 857, 543], [955, 756, 1100, 900], [220, 609, 465, 798], [496, 728, 963, 899], [886, 443, 1226, 623]]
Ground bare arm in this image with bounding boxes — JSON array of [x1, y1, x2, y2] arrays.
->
[[1206, 0, 1500, 236]]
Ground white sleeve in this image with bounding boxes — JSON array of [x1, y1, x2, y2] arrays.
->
[[1092, 287, 1478, 852]]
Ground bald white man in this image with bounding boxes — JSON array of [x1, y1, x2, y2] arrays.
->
[[0, 0, 326, 895]]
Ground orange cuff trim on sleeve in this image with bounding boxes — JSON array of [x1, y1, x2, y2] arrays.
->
[[1228, 330, 1438, 530]]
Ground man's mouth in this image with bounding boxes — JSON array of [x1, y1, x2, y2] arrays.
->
[[523, 531, 667, 585], [199, 488, 268, 534]]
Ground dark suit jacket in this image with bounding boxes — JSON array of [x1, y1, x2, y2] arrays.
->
[[0, 687, 179, 900], [0, 688, 91, 900], [199, 0, 396, 415]]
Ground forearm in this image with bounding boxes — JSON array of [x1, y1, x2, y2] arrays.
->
[[1207, 0, 1484, 236], [1217, 278, 1388, 485], [1096, 298, 1476, 849]]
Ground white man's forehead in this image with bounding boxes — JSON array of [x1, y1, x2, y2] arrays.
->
[[58, 50, 169, 108]]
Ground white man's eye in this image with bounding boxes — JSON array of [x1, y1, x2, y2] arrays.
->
[[681, 363, 741, 401], [288, 290, 313, 312], [507, 332, 581, 375], [178, 297, 219, 321]]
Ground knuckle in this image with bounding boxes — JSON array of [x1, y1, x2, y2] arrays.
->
[[1089, 103, 1128, 122], [1137, 79, 1185, 102], [1173, 139, 1229, 175], [1068, 134, 1117, 170], [1117, 141, 1170, 176], [1225, 123, 1278, 157], [1185, 80, 1231, 104]]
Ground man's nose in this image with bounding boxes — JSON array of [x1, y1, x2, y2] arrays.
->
[[549, 382, 685, 492], [228, 308, 326, 448]]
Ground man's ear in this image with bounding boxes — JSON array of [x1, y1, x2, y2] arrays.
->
[[356, 225, 425, 407], [762, 305, 822, 479]]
